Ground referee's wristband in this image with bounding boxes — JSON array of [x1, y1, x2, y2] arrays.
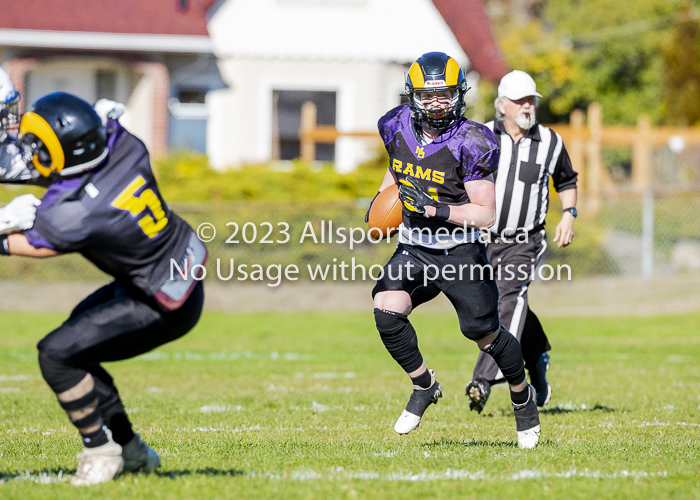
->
[[0, 235, 10, 256], [433, 204, 451, 221]]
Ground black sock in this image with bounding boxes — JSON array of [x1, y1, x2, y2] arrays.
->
[[510, 386, 529, 406], [81, 424, 110, 448], [411, 370, 432, 389], [483, 328, 526, 386], [109, 413, 135, 446]]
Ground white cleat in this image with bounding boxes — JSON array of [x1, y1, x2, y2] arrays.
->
[[122, 433, 161, 472], [517, 424, 541, 450], [512, 384, 541, 450], [394, 409, 423, 435], [71, 435, 124, 486]]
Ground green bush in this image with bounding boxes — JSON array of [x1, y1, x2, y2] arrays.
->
[[0, 151, 390, 204], [153, 151, 387, 203]]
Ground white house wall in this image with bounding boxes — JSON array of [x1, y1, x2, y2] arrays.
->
[[209, 57, 410, 171], [207, 0, 469, 171], [121, 71, 155, 153], [13, 57, 156, 153], [208, 0, 467, 64]]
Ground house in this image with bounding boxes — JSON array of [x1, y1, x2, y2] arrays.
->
[[0, 0, 506, 172], [0, 0, 224, 156], [206, 0, 507, 171]]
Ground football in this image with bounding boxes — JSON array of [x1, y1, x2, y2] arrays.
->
[[367, 184, 403, 239]]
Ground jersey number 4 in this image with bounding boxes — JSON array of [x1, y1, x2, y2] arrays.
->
[[111, 175, 168, 239]]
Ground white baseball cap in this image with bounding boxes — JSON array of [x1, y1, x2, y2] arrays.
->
[[498, 70, 542, 100]]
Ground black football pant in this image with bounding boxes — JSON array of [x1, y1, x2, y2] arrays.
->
[[373, 241, 500, 340], [472, 229, 551, 384], [37, 280, 204, 429]]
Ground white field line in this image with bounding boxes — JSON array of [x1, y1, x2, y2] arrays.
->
[[173, 424, 331, 433], [639, 420, 700, 428], [3, 428, 70, 435], [247, 467, 669, 482], [0, 375, 32, 382], [0, 468, 669, 485], [136, 351, 311, 362], [0, 467, 668, 485], [199, 404, 245, 413], [0, 470, 69, 485]]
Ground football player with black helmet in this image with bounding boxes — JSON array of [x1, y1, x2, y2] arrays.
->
[[0, 67, 42, 234], [370, 52, 540, 448], [0, 92, 207, 485], [0, 66, 20, 140]]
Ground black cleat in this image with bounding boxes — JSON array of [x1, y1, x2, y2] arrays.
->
[[529, 352, 552, 407], [394, 369, 442, 435], [465, 378, 491, 413], [513, 384, 541, 449]]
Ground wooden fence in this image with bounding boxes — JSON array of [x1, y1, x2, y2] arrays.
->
[[298, 101, 700, 214]]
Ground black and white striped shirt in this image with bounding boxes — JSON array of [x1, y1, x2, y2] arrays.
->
[[485, 120, 578, 237]]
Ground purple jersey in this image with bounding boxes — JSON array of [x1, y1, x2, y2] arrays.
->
[[378, 103, 499, 241], [24, 123, 204, 307]]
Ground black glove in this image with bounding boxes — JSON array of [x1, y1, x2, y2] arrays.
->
[[398, 178, 450, 220], [364, 191, 380, 223]]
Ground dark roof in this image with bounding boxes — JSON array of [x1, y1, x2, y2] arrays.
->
[[431, 0, 509, 81], [0, 0, 215, 36]]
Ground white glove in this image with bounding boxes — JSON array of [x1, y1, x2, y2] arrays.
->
[[94, 99, 126, 126], [0, 193, 41, 232]]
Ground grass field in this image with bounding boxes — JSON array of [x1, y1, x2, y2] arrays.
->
[[1, 309, 699, 499]]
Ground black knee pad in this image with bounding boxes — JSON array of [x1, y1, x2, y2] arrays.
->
[[481, 327, 526, 386], [37, 350, 87, 394], [374, 308, 423, 373]]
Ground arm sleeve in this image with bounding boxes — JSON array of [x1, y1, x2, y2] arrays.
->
[[552, 143, 578, 192], [25, 203, 90, 252], [377, 105, 405, 156]]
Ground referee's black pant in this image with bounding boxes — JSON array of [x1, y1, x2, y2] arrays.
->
[[472, 229, 551, 384]]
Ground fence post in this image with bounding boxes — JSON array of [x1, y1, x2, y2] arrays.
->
[[586, 102, 603, 214], [300, 101, 317, 163], [641, 189, 654, 281], [569, 109, 585, 196], [271, 91, 280, 161], [632, 114, 652, 190]]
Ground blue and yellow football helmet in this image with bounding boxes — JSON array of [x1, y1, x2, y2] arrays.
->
[[19, 92, 108, 178], [405, 52, 469, 130]]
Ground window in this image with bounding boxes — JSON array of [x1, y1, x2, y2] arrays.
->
[[168, 88, 208, 153], [178, 89, 206, 104], [96, 70, 117, 101], [272, 90, 336, 161]]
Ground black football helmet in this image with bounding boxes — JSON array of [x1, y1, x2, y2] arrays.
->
[[405, 52, 469, 130], [19, 92, 107, 178]]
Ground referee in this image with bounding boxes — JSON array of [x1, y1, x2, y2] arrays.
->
[[465, 70, 578, 412]]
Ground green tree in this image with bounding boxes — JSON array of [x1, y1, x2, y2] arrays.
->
[[663, 5, 700, 125], [478, 0, 684, 125]]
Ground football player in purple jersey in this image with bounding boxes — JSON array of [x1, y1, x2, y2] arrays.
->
[[0, 92, 207, 485], [369, 52, 540, 448]]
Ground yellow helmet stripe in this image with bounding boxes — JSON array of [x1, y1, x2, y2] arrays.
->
[[444, 58, 461, 87], [408, 62, 425, 90], [19, 112, 65, 177]]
